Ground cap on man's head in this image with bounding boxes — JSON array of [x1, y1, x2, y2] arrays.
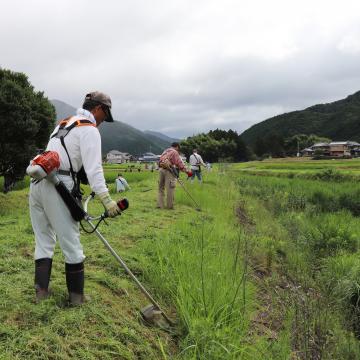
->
[[84, 91, 114, 122]]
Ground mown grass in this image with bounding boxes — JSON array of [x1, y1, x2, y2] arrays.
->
[[0, 166, 269, 359], [0, 172, 176, 359]]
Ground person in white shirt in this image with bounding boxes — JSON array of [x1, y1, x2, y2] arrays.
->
[[115, 173, 131, 192], [189, 149, 206, 183], [29, 91, 121, 305]]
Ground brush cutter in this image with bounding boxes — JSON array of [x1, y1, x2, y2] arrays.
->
[[83, 194, 174, 328], [169, 168, 202, 211]]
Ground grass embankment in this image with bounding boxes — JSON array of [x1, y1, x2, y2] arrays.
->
[[231, 159, 360, 358], [0, 167, 262, 359], [3, 158, 360, 359]]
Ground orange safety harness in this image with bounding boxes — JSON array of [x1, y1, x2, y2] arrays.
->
[[51, 117, 96, 197]]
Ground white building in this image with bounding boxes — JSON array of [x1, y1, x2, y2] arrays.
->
[[106, 150, 133, 164], [138, 152, 161, 162], [301, 141, 360, 157]]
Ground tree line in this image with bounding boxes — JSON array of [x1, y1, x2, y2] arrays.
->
[[180, 130, 330, 162], [252, 133, 331, 158], [180, 129, 252, 162], [240, 90, 360, 146]]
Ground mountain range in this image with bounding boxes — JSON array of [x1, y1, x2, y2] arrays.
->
[[240, 91, 360, 146], [53, 89, 360, 155], [51, 100, 178, 155]]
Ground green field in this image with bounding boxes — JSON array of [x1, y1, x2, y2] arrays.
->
[[1, 160, 360, 359], [233, 157, 360, 177]]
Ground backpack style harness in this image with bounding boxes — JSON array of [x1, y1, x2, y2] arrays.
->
[[51, 117, 96, 198]]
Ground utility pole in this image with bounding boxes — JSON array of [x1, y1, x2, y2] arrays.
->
[[297, 139, 300, 157]]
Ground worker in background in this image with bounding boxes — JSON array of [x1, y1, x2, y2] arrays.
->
[[157, 142, 192, 209], [115, 173, 131, 192], [189, 148, 206, 183]]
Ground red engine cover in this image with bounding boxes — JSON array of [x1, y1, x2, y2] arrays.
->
[[32, 151, 60, 174]]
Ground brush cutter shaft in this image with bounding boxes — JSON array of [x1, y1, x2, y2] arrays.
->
[[86, 219, 173, 324], [176, 177, 202, 209], [167, 168, 201, 210], [83, 194, 173, 325]]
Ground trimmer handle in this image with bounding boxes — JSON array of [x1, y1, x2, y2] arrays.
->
[[103, 198, 129, 218], [118, 198, 129, 210], [84, 194, 129, 220]]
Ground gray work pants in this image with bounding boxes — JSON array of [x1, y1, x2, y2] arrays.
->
[[157, 168, 177, 209], [29, 175, 85, 264]]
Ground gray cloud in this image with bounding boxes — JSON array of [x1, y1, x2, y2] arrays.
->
[[2, 0, 360, 138]]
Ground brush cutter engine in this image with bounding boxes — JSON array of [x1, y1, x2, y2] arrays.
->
[[26, 151, 60, 180]]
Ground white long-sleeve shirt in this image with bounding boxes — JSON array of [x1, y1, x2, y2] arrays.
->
[[189, 153, 206, 170], [115, 176, 130, 192], [46, 108, 108, 194]]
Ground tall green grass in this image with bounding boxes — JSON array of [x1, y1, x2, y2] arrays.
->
[[233, 169, 360, 358], [236, 174, 360, 216], [138, 174, 262, 359]]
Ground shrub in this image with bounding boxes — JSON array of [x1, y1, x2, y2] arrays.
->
[[310, 190, 339, 213], [303, 212, 359, 258], [320, 254, 360, 335]]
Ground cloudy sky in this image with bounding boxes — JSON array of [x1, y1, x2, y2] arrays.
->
[[2, 0, 360, 138]]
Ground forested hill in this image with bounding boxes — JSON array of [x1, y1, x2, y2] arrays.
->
[[51, 100, 171, 156], [98, 121, 169, 156], [240, 91, 360, 145]]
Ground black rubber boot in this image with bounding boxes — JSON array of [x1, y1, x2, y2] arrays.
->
[[65, 262, 85, 306], [34, 258, 52, 303]]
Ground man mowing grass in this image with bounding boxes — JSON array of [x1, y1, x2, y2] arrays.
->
[[29, 91, 121, 305], [157, 142, 192, 209]]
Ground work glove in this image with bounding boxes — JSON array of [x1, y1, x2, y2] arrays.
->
[[186, 171, 193, 177], [98, 191, 121, 218]]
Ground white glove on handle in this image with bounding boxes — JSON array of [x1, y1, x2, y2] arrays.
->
[[98, 192, 121, 217]]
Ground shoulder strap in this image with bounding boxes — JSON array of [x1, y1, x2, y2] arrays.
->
[[193, 154, 201, 164], [51, 117, 95, 185], [51, 118, 95, 139]]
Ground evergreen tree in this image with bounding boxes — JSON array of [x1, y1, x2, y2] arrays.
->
[[254, 137, 267, 157], [181, 129, 251, 163], [0, 69, 55, 192], [266, 133, 285, 157], [284, 134, 332, 156]]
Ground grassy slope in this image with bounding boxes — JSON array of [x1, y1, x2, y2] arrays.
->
[[0, 167, 261, 359], [0, 172, 177, 359], [3, 159, 360, 359]]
